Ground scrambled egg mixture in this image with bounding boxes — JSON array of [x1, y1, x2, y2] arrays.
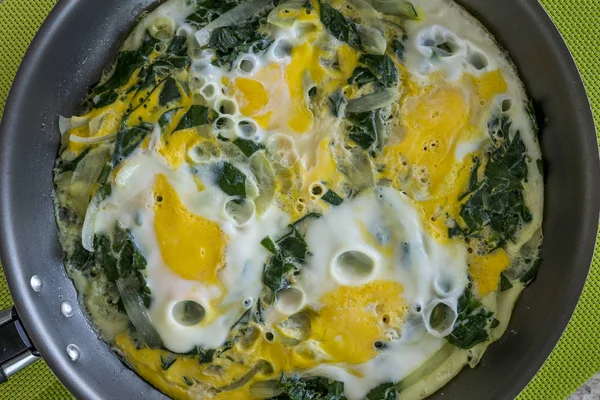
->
[[53, 0, 544, 399]]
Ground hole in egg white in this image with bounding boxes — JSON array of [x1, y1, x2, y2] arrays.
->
[[225, 198, 256, 226], [331, 249, 377, 286], [272, 40, 292, 59], [423, 300, 458, 338], [201, 84, 217, 99], [148, 16, 175, 40], [189, 75, 207, 92], [309, 182, 325, 197], [214, 116, 236, 139], [172, 300, 206, 326], [237, 119, 258, 138], [433, 276, 454, 297], [238, 58, 256, 74], [275, 286, 305, 315], [466, 50, 489, 71], [501, 98, 513, 112], [217, 98, 238, 116], [154, 43, 168, 54]]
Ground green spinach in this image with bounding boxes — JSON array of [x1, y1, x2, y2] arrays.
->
[[216, 162, 247, 197], [274, 375, 345, 400], [207, 21, 273, 69], [450, 115, 532, 251], [499, 273, 513, 292], [329, 90, 346, 118], [366, 382, 397, 400], [262, 226, 309, 292], [319, 0, 361, 49], [233, 137, 265, 157], [446, 287, 494, 349], [175, 105, 212, 131], [112, 122, 154, 166], [159, 77, 181, 106], [92, 90, 119, 109], [347, 111, 378, 150], [321, 189, 344, 206]]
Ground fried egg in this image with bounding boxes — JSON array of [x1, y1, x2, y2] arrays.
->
[[53, 0, 544, 398]]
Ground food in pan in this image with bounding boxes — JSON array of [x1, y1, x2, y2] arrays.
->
[[53, 0, 544, 398]]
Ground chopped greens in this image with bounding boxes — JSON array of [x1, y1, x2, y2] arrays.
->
[[329, 89, 346, 118], [446, 287, 494, 349], [175, 105, 212, 131], [274, 375, 345, 400], [92, 90, 119, 109], [321, 189, 344, 206], [207, 21, 273, 69], [233, 137, 265, 157], [112, 123, 154, 166], [499, 273, 513, 292], [366, 382, 398, 400], [347, 111, 378, 150], [262, 226, 309, 292], [450, 115, 532, 251], [159, 77, 182, 106], [216, 162, 247, 197]]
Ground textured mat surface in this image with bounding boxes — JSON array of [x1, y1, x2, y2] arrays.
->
[[0, 0, 598, 399]]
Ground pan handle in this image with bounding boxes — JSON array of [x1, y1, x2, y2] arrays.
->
[[0, 307, 40, 383]]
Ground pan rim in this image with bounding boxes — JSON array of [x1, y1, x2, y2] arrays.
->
[[0, 0, 598, 399]]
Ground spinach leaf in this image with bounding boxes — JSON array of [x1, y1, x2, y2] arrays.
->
[[348, 67, 376, 88], [92, 90, 119, 109], [159, 77, 181, 106], [347, 111, 378, 150], [233, 137, 265, 157], [167, 35, 189, 57], [159, 108, 181, 131], [262, 227, 309, 292], [391, 38, 406, 61], [186, 0, 241, 26], [359, 54, 398, 88], [321, 189, 344, 206], [520, 259, 541, 285], [366, 382, 397, 400], [319, 0, 350, 43], [207, 21, 273, 69], [94, 234, 120, 282], [216, 162, 247, 197], [55, 148, 92, 174], [112, 123, 154, 166], [176, 105, 212, 131], [499, 273, 513, 292], [329, 89, 346, 118], [95, 33, 157, 94], [274, 375, 345, 400], [69, 241, 93, 271], [451, 115, 532, 250], [160, 354, 177, 371], [446, 287, 493, 349], [261, 236, 278, 254]]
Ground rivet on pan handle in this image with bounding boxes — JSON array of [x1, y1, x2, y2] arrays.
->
[[0, 307, 40, 383]]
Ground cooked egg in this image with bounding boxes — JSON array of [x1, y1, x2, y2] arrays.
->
[[53, 0, 544, 398]]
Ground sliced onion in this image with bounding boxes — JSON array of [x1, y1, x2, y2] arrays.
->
[[348, 0, 387, 55], [346, 88, 399, 113], [116, 278, 162, 348], [195, 0, 273, 47], [59, 115, 89, 136], [249, 380, 284, 398], [81, 192, 101, 252], [267, 0, 305, 28], [69, 132, 117, 144], [366, 0, 419, 19], [250, 150, 275, 215]]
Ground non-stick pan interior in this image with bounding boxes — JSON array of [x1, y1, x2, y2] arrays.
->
[[0, 0, 598, 399]]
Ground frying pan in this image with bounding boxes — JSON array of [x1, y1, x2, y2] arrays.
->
[[0, 0, 598, 399]]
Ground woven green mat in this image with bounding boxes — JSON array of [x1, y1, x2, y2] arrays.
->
[[0, 0, 598, 399]]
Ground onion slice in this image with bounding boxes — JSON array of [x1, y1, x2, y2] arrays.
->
[[116, 278, 162, 348], [69, 132, 117, 144], [366, 0, 419, 19], [346, 88, 399, 113], [81, 192, 101, 252], [195, 0, 273, 47]]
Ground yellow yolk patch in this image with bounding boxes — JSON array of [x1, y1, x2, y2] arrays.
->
[[159, 128, 199, 168], [232, 78, 270, 117], [470, 70, 507, 102], [469, 249, 511, 296], [285, 42, 317, 133], [309, 281, 406, 365], [153, 175, 227, 284]]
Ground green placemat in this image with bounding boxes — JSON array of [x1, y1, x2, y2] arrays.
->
[[0, 0, 598, 399]]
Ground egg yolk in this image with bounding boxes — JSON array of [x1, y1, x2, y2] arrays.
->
[[153, 174, 227, 284], [309, 281, 406, 365], [469, 249, 511, 296]]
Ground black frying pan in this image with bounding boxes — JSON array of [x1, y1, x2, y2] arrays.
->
[[0, 0, 598, 399]]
